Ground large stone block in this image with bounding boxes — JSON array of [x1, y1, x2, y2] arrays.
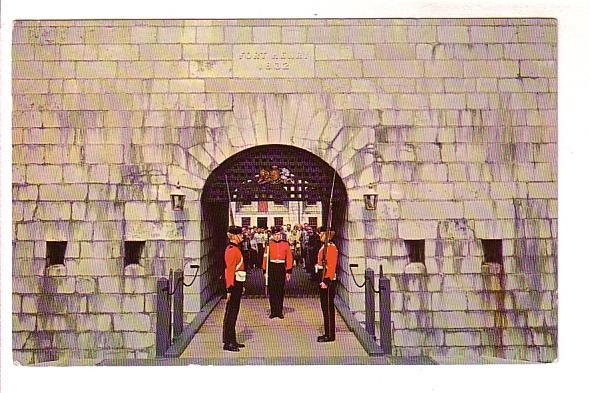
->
[[419, 76, 449, 92], [453, 182, 490, 200], [129, 26, 158, 43], [434, 311, 495, 329], [416, 164, 448, 182], [113, 314, 151, 332], [404, 292, 431, 311], [363, 60, 424, 78], [124, 202, 162, 221], [430, 93, 466, 109], [87, 294, 123, 313], [445, 331, 480, 346], [93, 222, 124, 241], [35, 202, 71, 221], [473, 220, 515, 239], [469, 26, 517, 43], [466, 292, 504, 311], [432, 292, 468, 311], [315, 44, 354, 60], [528, 182, 557, 199], [394, 329, 444, 347], [96, 44, 140, 60], [76, 314, 112, 332], [398, 220, 431, 239], [75, 61, 118, 79], [251, 26, 281, 43], [437, 26, 470, 43], [84, 26, 132, 44], [501, 328, 530, 346], [399, 201, 463, 220], [181, 44, 208, 60], [116, 61, 155, 78], [520, 60, 557, 78], [124, 277, 156, 294], [75, 277, 96, 294], [516, 25, 557, 44], [424, 61, 464, 77], [37, 315, 73, 331], [26, 165, 62, 184], [463, 201, 495, 220], [122, 295, 145, 312], [189, 60, 232, 78], [152, 61, 189, 78], [97, 277, 124, 293], [13, 315, 36, 332], [157, 26, 196, 43], [84, 144, 124, 164], [408, 25, 437, 43], [122, 332, 156, 350]]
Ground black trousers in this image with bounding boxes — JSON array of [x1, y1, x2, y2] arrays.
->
[[222, 281, 243, 344], [257, 244, 264, 267], [320, 280, 336, 339], [268, 262, 286, 316]]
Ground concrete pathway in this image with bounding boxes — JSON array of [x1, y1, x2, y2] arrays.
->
[[178, 297, 380, 365]]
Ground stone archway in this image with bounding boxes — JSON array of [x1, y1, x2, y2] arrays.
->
[[199, 144, 348, 303]]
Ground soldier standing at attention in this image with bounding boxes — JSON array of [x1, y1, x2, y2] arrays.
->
[[262, 226, 294, 319], [316, 226, 338, 342], [222, 226, 247, 352]]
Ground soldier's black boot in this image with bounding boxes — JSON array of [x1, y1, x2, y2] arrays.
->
[[223, 343, 240, 352]]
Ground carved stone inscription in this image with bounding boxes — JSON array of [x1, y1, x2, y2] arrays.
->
[[233, 45, 315, 78]]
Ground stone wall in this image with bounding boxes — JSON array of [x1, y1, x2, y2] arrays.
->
[[12, 18, 557, 364]]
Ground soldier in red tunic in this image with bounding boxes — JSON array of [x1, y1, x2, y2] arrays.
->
[[222, 226, 247, 352], [316, 226, 338, 342], [262, 226, 294, 319]]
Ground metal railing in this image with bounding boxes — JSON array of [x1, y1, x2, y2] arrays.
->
[[156, 264, 199, 357], [349, 263, 392, 355]]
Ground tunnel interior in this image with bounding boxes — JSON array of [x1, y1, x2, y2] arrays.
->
[[200, 145, 348, 300]]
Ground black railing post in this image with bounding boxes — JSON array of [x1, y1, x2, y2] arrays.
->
[[156, 277, 171, 357], [378, 265, 392, 355], [173, 269, 184, 341], [365, 268, 376, 340]]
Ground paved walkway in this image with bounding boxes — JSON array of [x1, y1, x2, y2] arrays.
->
[[179, 297, 377, 365]]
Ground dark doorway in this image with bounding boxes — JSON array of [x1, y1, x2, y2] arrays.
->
[[256, 217, 268, 228], [201, 145, 348, 300]]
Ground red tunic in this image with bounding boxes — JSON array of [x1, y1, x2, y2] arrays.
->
[[262, 240, 294, 273], [317, 243, 338, 281], [225, 242, 244, 289]]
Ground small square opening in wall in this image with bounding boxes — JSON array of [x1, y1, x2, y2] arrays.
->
[[46, 241, 67, 267], [482, 239, 503, 264], [404, 240, 425, 263], [124, 241, 145, 267]]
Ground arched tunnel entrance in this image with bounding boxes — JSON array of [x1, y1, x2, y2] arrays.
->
[[201, 145, 348, 300]]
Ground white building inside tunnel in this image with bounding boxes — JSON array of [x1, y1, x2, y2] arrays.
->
[[12, 18, 557, 364]]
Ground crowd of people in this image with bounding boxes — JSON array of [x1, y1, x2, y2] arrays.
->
[[238, 223, 323, 280]]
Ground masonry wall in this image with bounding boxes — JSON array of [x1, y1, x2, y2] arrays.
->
[[12, 18, 557, 364]]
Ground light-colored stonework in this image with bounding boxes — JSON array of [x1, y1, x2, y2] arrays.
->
[[12, 18, 557, 364]]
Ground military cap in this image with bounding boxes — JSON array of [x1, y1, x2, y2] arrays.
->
[[319, 226, 336, 240], [227, 226, 242, 235]]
